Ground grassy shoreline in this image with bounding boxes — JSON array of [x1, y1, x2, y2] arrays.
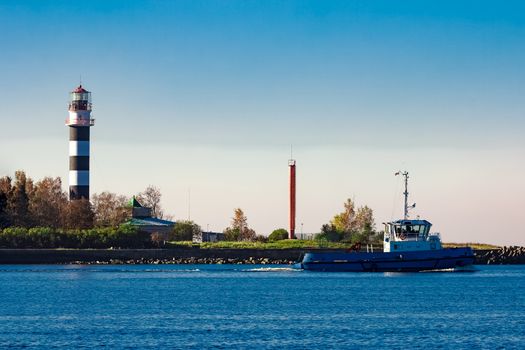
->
[[165, 240, 502, 250], [165, 240, 354, 250], [442, 242, 501, 250]]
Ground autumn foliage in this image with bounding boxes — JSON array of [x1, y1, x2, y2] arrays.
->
[[0, 171, 90, 229], [316, 198, 380, 244], [223, 208, 257, 241], [0, 171, 163, 248]]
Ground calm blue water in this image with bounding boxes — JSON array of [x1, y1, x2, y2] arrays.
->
[[0, 265, 524, 349]]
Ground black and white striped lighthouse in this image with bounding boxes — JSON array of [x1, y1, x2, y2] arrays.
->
[[66, 85, 94, 200]]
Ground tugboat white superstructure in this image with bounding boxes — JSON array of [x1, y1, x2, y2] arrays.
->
[[298, 172, 475, 272]]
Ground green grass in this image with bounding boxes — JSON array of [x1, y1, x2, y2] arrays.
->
[[443, 242, 501, 250], [165, 240, 502, 250], [165, 239, 356, 249], [164, 241, 196, 248]]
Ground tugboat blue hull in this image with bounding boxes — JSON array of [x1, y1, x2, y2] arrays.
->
[[299, 248, 475, 272]]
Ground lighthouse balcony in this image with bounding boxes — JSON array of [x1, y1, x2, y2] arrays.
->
[[66, 117, 95, 126]]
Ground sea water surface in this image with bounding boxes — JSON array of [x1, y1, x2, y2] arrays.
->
[[0, 264, 524, 349]]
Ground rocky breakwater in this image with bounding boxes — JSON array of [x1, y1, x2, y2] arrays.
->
[[475, 246, 525, 264], [73, 257, 296, 265], [0, 248, 305, 264]]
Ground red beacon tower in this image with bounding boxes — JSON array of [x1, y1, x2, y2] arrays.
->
[[289, 158, 296, 239]]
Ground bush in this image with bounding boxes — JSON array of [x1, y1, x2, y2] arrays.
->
[[268, 228, 288, 241], [0, 227, 29, 248], [0, 225, 152, 249], [169, 221, 201, 241], [254, 235, 269, 243], [223, 227, 240, 241], [315, 224, 341, 242]]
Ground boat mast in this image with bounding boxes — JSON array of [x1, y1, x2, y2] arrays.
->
[[396, 171, 410, 220]]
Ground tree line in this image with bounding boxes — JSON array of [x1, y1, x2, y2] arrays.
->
[[0, 171, 168, 248], [0, 170, 164, 230], [217, 200, 378, 244], [0, 171, 380, 246], [211, 199, 380, 244]]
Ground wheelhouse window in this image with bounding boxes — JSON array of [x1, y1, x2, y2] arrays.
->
[[392, 222, 431, 237], [401, 225, 415, 233]]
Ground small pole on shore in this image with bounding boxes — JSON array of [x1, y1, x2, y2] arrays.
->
[[187, 187, 191, 221]]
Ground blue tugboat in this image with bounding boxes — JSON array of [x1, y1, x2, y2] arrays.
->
[[298, 172, 475, 272]]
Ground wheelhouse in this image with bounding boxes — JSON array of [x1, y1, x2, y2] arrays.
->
[[384, 219, 432, 242], [383, 219, 441, 252]]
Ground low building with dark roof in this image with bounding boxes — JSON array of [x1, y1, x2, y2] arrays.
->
[[200, 231, 226, 243], [126, 197, 175, 240]]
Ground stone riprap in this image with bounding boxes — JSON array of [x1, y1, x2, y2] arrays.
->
[[475, 246, 525, 264], [72, 257, 296, 265], [0, 248, 309, 265], [0, 247, 524, 265]]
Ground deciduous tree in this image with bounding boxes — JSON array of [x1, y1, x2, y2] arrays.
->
[[323, 199, 378, 243], [7, 171, 33, 227], [223, 208, 256, 241], [355, 206, 375, 232], [330, 198, 357, 234], [137, 186, 163, 218], [0, 176, 12, 228], [92, 191, 130, 227], [29, 177, 68, 228], [62, 199, 94, 229]]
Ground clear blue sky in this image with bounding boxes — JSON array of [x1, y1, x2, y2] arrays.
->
[[1, 1, 524, 245]]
